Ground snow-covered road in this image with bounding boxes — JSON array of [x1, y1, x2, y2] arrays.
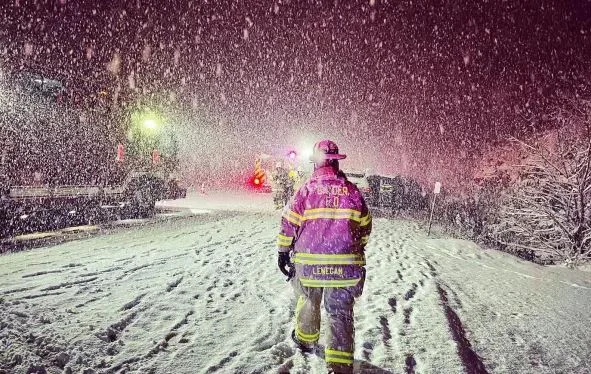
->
[[1, 191, 591, 374]]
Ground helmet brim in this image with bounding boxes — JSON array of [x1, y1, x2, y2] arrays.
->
[[309, 153, 347, 162], [324, 154, 347, 160]]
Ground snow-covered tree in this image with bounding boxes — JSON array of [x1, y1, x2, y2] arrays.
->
[[494, 98, 591, 267]]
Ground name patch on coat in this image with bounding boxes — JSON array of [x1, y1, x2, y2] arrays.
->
[[312, 266, 344, 275]]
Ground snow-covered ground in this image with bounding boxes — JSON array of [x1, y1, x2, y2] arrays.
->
[[1, 190, 591, 374]]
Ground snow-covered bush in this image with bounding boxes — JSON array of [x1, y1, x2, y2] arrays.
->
[[432, 182, 503, 244], [492, 100, 591, 268]]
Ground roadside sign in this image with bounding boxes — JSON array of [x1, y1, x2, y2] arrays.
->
[[434, 181, 441, 194], [428, 182, 442, 236], [152, 149, 160, 164]]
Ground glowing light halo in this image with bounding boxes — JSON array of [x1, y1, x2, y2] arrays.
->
[[143, 118, 158, 129]]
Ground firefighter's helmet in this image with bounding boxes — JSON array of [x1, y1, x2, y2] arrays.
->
[[310, 139, 347, 163]]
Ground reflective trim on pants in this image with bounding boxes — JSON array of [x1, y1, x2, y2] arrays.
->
[[325, 348, 354, 365]]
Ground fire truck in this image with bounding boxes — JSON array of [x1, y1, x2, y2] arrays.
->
[[0, 67, 185, 238]]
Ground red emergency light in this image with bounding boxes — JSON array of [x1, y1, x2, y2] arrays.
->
[[249, 171, 266, 189], [116, 143, 125, 162]]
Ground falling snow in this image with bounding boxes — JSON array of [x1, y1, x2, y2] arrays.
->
[[0, 1, 590, 373]]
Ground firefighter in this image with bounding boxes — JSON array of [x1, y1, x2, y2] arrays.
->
[[286, 166, 298, 200], [271, 162, 290, 209], [276, 140, 372, 374]]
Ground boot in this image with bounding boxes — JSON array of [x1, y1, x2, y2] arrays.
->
[[291, 329, 315, 354]]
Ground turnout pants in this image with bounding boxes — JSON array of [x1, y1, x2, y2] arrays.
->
[[292, 277, 364, 373]]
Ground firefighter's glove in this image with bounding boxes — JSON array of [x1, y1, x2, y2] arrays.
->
[[278, 252, 295, 281]]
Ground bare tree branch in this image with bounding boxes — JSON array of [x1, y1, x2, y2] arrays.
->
[[493, 98, 591, 268]]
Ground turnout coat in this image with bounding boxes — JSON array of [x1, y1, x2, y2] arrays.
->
[[277, 166, 372, 289]]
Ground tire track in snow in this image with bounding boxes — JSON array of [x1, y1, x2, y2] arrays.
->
[[20, 291, 66, 300], [40, 276, 99, 291], [76, 294, 111, 308], [413, 236, 591, 373], [120, 293, 146, 311], [21, 269, 63, 278], [166, 276, 184, 292], [437, 283, 489, 374], [2, 286, 37, 295], [97, 310, 139, 343], [141, 310, 196, 361]]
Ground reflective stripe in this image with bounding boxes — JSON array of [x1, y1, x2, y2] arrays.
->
[[360, 214, 372, 227], [283, 210, 304, 226], [305, 208, 362, 217], [325, 349, 353, 357], [299, 278, 360, 288], [293, 252, 365, 266], [294, 259, 365, 265], [325, 356, 354, 365], [295, 327, 320, 342], [295, 253, 360, 258], [277, 234, 294, 247], [304, 208, 362, 222], [325, 348, 354, 365], [286, 208, 366, 224]]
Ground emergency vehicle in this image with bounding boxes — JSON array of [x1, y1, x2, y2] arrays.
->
[[250, 150, 305, 192], [0, 66, 185, 237]]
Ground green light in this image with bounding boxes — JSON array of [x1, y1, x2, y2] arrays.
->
[[131, 107, 164, 134], [143, 118, 158, 129]]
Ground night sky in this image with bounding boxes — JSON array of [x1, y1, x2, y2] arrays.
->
[[1, 0, 590, 187]]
